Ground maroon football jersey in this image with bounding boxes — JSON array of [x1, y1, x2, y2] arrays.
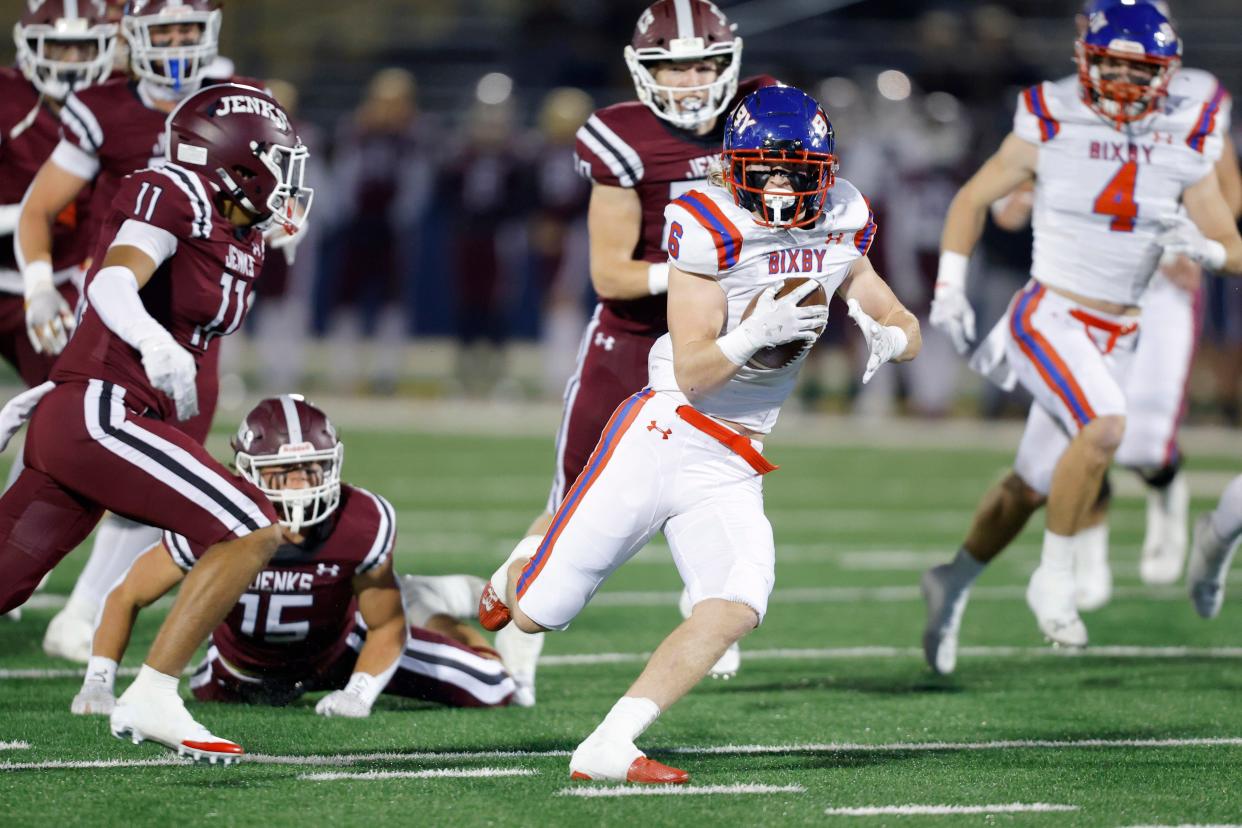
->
[[573, 75, 776, 335], [51, 163, 264, 421], [0, 68, 92, 276], [59, 76, 262, 249], [164, 484, 396, 680]]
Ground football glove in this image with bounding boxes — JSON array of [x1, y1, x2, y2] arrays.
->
[[929, 252, 975, 355], [23, 265, 75, 355], [139, 335, 198, 422], [718, 280, 828, 365], [847, 298, 908, 384], [1157, 214, 1226, 271], [315, 689, 372, 719], [71, 683, 116, 716]]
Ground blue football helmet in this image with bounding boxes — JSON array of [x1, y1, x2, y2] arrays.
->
[[722, 85, 838, 228], [1076, 1, 1181, 125]]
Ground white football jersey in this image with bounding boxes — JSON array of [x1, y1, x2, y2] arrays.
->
[[1019, 74, 1230, 305], [649, 179, 876, 433]]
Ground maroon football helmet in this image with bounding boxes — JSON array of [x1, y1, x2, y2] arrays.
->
[[165, 83, 314, 233], [14, 0, 117, 101], [232, 395, 343, 532], [623, 0, 742, 129], [121, 0, 221, 94]]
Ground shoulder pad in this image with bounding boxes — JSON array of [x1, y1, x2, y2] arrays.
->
[[823, 179, 877, 257], [665, 187, 745, 275], [348, 486, 397, 575], [114, 165, 213, 241], [1014, 82, 1062, 144], [574, 106, 647, 187]]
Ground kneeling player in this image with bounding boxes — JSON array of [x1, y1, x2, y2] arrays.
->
[[72, 396, 514, 719]]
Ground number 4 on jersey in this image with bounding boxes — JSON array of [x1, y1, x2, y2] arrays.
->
[[1093, 160, 1138, 232]]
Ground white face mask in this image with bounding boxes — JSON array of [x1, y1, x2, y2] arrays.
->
[[236, 443, 344, 533]]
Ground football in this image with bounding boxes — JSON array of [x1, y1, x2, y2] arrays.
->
[[740, 277, 828, 370]]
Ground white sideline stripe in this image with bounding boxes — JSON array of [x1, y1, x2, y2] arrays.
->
[[558, 784, 806, 798], [7, 644, 1242, 680], [4, 738, 1242, 772], [300, 767, 537, 781], [0, 741, 30, 750], [823, 802, 1079, 816]]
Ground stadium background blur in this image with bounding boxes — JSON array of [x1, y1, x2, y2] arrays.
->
[[3, 0, 1240, 420]]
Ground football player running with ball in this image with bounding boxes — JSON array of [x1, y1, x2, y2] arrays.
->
[[480, 86, 920, 783], [491, 0, 779, 703], [0, 83, 313, 761], [924, 2, 1242, 669], [71, 396, 515, 724]]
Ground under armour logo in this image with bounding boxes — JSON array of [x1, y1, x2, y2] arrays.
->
[[825, 232, 844, 245], [647, 420, 671, 440], [1152, 131, 1174, 145], [595, 332, 615, 351], [316, 563, 340, 577]]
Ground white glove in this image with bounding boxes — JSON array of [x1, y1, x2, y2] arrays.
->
[[718, 280, 828, 365], [315, 689, 373, 719], [70, 683, 116, 716], [23, 263, 75, 355], [138, 335, 198, 421], [929, 252, 975, 355], [1157, 214, 1226, 270], [847, 298, 909, 384], [0, 380, 55, 453]]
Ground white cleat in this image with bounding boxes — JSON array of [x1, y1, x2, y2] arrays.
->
[[1140, 472, 1190, 585], [494, 622, 544, 708], [920, 565, 971, 675], [1073, 535, 1112, 612], [42, 609, 95, 663], [1187, 514, 1238, 620], [71, 684, 116, 716], [678, 588, 742, 679], [1026, 564, 1087, 648], [110, 688, 243, 764]]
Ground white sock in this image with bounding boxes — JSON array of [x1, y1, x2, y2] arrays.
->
[[127, 664, 180, 698], [402, 574, 487, 626], [1040, 530, 1076, 571], [494, 622, 545, 686], [947, 547, 986, 585], [1074, 524, 1108, 559], [70, 516, 162, 616], [1210, 474, 1242, 543], [490, 535, 542, 605], [84, 656, 118, 692], [596, 696, 661, 743]]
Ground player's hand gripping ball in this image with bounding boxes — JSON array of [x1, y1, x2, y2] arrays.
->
[[740, 277, 828, 369]]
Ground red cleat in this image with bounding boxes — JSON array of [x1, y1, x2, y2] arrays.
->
[[478, 581, 511, 631], [570, 757, 689, 785]]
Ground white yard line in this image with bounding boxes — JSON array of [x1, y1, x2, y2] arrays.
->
[[557, 783, 806, 798], [3, 738, 1241, 773], [5, 644, 1242, 681], [300, 767, 537, 781], [823, 802, 1079, 816], [0, 741, 30, 750]]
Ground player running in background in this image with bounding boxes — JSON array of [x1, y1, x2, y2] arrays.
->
[[1187, 475, 1242, 620], [71, 396, 514, 722], [12, 0, 273, 662], [924, 3, 1242, 669], [480, 86, 920, 783], [0, 83, 313, 761], [492, 0, 776, 704], [985, 0, 1242, 613]]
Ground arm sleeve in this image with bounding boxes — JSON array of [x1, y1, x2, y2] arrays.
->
[[110, 219, 178, 267], [664, 198, 725, 277], [355, 492, 397, 575], [50, 139, 100, 180]]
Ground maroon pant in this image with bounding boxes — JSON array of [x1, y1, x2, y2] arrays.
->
[[0, 283, 79, 387], [191, 626, 515, 708], [547, 309, 659, 512], [0, 379, 275, 614]]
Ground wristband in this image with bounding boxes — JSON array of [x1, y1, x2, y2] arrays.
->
[[22, 260, 54, 300], [0, 204, 20, 236], [343, 651, 402, 707], [648, 263, 669, 295], [84, 655, 118, 692], [716, 322, 761, 366], [936, 251, 969, 291]]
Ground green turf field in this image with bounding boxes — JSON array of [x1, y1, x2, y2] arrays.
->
[[1, 424, 1239, 826]]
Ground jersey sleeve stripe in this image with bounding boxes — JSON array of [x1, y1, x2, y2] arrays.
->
[[1008, 283, 1096, 427], [584, 115, 645, 182], [155, 165, 211, 240], [676, 191, 743, 269], [356, 490, 396, 574], [1186, 83, 1228, 153], [163, 530, 194, 571], [853, 208, 877, 256], [61, 95, 103, 153], [1023, 85, 1059, 142]]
